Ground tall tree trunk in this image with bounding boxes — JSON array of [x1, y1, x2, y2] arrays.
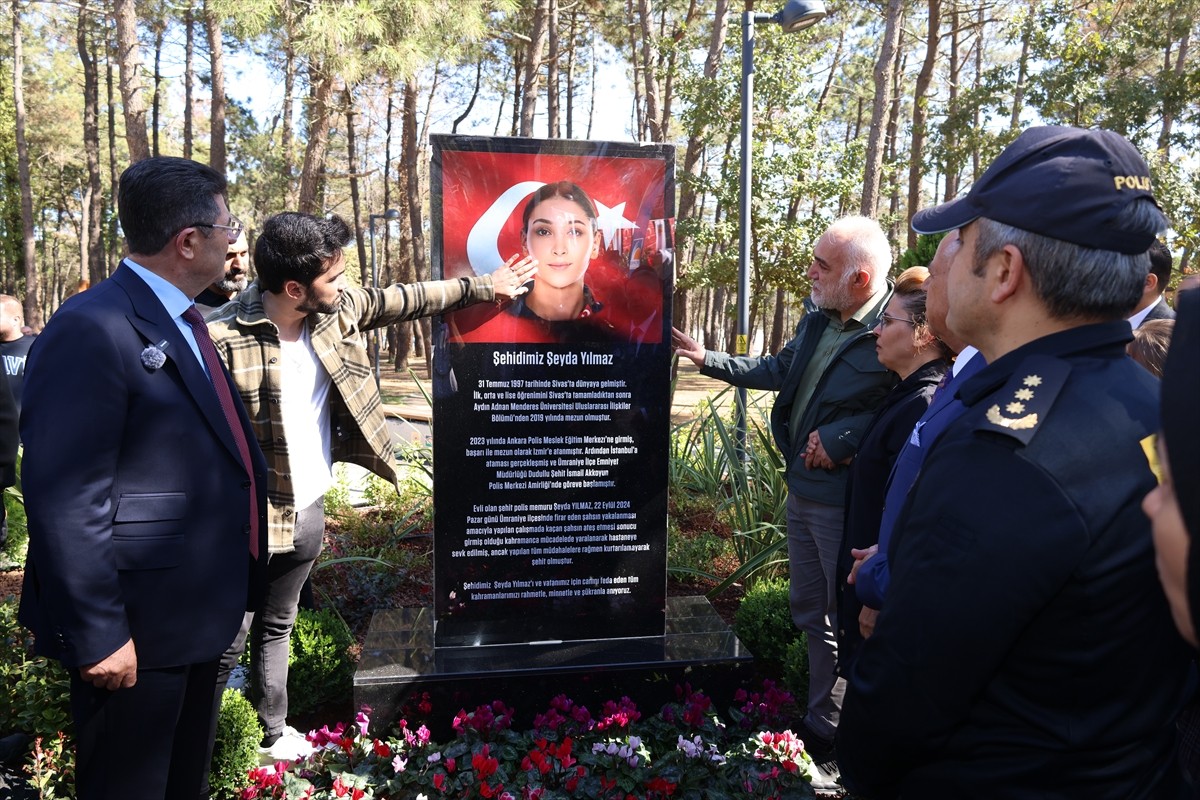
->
[[402, 81, 429, 373], [637, 0, 663, 141], [107, 51, 121, 267], [12, 0, 41, 328], [281, 0, 297, 203], [886, 36, 906, 237], [113, 0, 150, 161], [205, 4, 227, 173], [451, 56, 484, 134], [943, 4, 961, 202], [547, 0, 559, 137], [184, 5, 194, 159], [971, 4, 984, 181], [519, 0, 549, 136], [860, 0, 904, 217], [298, 66, 336, 214], [1009, 1, 1031, 135], [387, 87, 413, 370], [78, 1, 105, 285], [345, 90, 368, 290], [152, 23, 164, 157], [907, 0, 941, 248], [675, 0, 729, 329], [565, 9, 577, 138], [1158, 20, 1189, 157]]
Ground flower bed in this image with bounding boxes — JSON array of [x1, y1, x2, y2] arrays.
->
[[242, 681, 816, 799]]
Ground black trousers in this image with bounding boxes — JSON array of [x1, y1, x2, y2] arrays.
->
[[70, 658, 220, 800]]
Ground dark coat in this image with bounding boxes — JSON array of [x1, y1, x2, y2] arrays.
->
[[838, 322, 1192, 799], [18, 263, 267, 669], [836, 357, 947, 674]]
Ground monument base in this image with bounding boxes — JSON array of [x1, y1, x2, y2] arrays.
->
[[354, 595, 754, 737]]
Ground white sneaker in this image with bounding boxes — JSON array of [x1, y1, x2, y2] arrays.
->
[[258, 725, 313, 763]]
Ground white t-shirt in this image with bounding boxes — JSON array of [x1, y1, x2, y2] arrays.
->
[[279, 326, 333, 509]]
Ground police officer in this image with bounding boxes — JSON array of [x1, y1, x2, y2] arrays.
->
[[837, 126, 1193, 798]]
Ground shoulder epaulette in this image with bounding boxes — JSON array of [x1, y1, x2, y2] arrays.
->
[[973, 354, 1071, 446]]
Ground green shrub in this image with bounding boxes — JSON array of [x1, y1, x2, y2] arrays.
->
[[782, 635, 810, 711], [1, 597, 73, 797], [286, 607, 355, 716], [734, 577, 799, 663], [210, 688, 263, 800], [3, 483, 28, 566], [667, 528, 731, 584]]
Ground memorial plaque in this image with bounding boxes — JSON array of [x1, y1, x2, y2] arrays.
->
[[430, 135, 674, 647]]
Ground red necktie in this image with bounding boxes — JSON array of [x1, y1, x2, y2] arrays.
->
[[182, 305, 260, 558]]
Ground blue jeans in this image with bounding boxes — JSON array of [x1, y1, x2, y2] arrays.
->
[[787, 493, 846, 741], [216, 497, 325, 738]]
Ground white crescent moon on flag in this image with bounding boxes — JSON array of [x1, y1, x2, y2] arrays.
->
[[465, 180, 545, 275]]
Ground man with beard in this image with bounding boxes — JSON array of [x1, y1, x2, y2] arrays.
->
[[203, 211, 536, 760], [671, 215, 895, 787], [195, 230, 251, 315]]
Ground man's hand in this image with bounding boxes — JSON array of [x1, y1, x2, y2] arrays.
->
[[671, 327, 706, 366], [491, 254, 539, 300], [803, 430, 836, 470], [859, 606, 879, 639], [80, 638, 137, 691], [847, 545, 878, 585]]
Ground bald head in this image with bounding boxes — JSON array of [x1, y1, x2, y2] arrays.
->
[[0, 295, 23, 342], [808, 216, 891, 320]]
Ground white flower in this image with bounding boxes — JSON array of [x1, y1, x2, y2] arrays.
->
[[141, 339, 169, 370]]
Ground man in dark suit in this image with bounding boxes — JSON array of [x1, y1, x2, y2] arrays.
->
[[1129, 238, 1176, 326], [18, 156, 267, 800]]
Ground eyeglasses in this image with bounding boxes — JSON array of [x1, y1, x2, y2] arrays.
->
[[874, 312, 916, 330], [188, 216, 243, 243]]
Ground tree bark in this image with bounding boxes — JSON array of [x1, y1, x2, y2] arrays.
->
[[12, 0, 41, 328], [402, 80, 430, 374], [637, 0, 663, 141], [106, 50, 121, 267], [184, 5, 194, 159], [78, 0, 105, 285], [860, 0, 904, 217], [113, 0, 150, 161], [346, 90, 368, 291], [547, 0, 559, 137], [281, 0, 297, 203], [152, 22, 164, 157], [907, 0, 941, 249], [205, 3, 227, 173], [298, 65, 336, 214], [520, 0, 549, 136]]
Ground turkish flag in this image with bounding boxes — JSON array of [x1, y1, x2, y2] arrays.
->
[[437, 148, 670, 345]]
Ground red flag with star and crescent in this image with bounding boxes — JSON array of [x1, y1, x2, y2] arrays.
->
[[438, 147, 671, 345]]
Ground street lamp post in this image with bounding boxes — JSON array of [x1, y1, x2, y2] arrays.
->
[[735, 0, 827, 454], [369, 208, 401, 392]]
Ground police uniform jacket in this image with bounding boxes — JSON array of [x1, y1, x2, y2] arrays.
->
[[699, 287, 895, 506], [838, 320, 1192, 799]]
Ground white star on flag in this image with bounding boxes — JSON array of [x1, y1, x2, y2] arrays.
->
[[594, 200, 638, 249]]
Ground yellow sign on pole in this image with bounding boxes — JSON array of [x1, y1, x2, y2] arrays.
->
[[736, 334, 748, 355]]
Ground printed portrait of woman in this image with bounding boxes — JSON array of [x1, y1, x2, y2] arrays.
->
[[435, 145, 671, 347], [503, 181, 616, 340]]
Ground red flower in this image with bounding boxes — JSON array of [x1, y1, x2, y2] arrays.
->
[[433, 773, 446, 792], [373, 739, 391, 757], [446, 757, 457, 773]]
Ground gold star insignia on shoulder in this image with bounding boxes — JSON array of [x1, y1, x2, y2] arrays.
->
[[976, 359, 1071, 444]]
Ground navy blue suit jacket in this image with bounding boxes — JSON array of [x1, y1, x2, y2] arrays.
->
[[19, 263, 267, 669]]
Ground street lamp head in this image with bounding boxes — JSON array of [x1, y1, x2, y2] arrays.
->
[[774, 0, 826, 32], [384, 208, 401, 221]]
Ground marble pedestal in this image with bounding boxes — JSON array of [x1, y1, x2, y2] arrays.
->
[[354, 595, 753, 737]]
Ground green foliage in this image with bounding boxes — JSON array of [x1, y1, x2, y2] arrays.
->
[[210, 688, 264, 800], [895, 232, 946, 275], [286, 607, 355, 716], [667, 528, 731, 585], [0, 598, 73, 796], [734, 577, 799, 663], [669, 388, 788, 593], [782, 636, 810, 714]]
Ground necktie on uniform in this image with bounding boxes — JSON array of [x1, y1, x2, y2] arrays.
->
[[181, 305, 259, 558]]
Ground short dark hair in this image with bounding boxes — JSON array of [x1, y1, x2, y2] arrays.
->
[[1128, 318, 1174, 378], [1148, 240, 1172, 295], [118, 157, 228, 255], [254, 212, 353, 293], [522, 181, 598, 233]]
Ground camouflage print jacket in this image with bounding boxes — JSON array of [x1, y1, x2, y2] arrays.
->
[[205, 276, 495, 553]]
